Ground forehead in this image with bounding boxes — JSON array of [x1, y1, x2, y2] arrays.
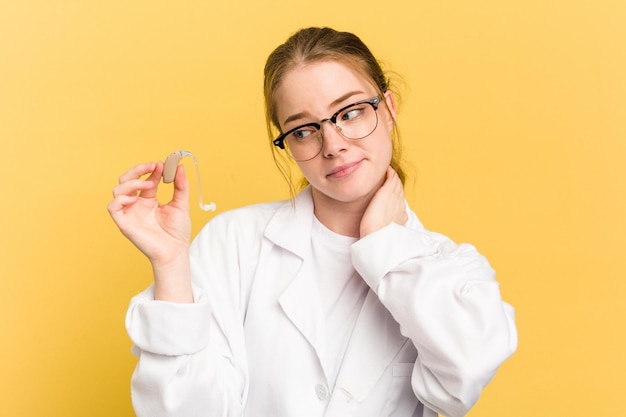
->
[[274, 61, 375, 122]]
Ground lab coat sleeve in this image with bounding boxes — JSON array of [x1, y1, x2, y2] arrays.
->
[[125, 211, 254, 417], [125, 286, 245, 417], [351, 222, 518, 417]]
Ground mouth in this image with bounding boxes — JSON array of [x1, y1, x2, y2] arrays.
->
[[327, 160, 362, 179]]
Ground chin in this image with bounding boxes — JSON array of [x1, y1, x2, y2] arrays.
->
[[314, 180, 379, 204]]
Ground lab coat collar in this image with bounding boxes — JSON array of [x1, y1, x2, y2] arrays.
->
[[264, 186, 315, 259], [264, 186, 424, 255]]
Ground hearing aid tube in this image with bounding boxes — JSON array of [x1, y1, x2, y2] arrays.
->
[[162, 150, 216, 212]]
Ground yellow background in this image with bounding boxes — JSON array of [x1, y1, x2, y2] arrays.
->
[[1, 0, 624, 415]]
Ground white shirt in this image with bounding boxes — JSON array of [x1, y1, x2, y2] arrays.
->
[[311, 216, 367, 390]]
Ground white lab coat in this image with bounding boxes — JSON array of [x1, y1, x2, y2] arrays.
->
[[126, 187, 517, 417]]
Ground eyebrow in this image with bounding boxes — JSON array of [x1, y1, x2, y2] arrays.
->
[[282, 90, 365, 126]]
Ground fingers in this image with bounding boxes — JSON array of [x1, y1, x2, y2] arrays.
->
[[107, 194, 140, 223], [109, 162, 158, 218], [108, 161, 191, 227], [118, 162, 157, 184], [359, 167, 408, 237], [384, 166, 404, 195], [381, 166, 407, 223], [112, 161, 162, 198], [138, 162, 163, 200], [108, 178, 151, 222], [112, 178, 152, 197]]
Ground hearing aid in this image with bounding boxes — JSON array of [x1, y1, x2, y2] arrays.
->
[[162, 150, 217, 212], [163, 151, 184, 184]]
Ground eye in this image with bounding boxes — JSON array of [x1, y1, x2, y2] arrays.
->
[[340, 105, 365, 122], [289, 126, 318, 142]]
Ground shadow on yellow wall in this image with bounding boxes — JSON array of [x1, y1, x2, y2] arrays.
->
[[1, 1, 624, 415]]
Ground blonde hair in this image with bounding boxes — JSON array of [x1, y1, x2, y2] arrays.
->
[[263, 27, 406, 197]]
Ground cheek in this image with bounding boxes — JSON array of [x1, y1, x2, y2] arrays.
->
[[295, 160, 318, 183], [375, 133, 394, 165]]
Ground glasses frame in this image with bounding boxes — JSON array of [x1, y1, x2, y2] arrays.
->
[[273, 96, 381, 161]]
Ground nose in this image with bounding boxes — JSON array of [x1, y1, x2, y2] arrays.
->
[[320, 120, 348, 158]]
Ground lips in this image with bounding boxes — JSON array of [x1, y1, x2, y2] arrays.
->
[[327, 160, 362, 178]]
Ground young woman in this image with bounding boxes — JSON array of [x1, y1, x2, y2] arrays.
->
[[108, 27, 517, 417]]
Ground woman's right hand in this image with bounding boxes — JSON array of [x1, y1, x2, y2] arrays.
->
[[108, 161, 193, 302]]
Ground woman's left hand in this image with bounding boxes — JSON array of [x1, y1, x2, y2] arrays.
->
[[359, 166, 408, 238]]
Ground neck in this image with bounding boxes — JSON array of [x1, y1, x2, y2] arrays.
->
[[311, 188, 372, 238]]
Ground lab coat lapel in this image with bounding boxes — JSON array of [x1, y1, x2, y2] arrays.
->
[[264, 186, 314, 260], [265, 187, 328, 367], [327, 288, 408, 410], [277, 261, 327, 365]]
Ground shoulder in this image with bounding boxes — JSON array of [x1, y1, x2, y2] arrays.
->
[[403, 202, 490, 263], [195, 199, 288, 241], [402, 202, 461, 251], [216, 200, 286, 223]]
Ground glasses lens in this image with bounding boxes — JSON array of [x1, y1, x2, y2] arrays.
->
[[336, 102, 379, 140], [284, 126, 323, 161]]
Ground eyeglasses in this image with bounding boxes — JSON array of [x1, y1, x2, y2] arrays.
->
[[273, 96, 381, 161]]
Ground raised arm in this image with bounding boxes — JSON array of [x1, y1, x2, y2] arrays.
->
[[356, 167, 517, 417], [109, 162, 248, 416], [107, 161, 193, 302]]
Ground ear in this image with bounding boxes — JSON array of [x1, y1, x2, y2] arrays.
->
[[382, 90, 397, 131]]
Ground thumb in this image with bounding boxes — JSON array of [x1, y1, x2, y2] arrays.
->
[[171, 164, 190, 210]]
